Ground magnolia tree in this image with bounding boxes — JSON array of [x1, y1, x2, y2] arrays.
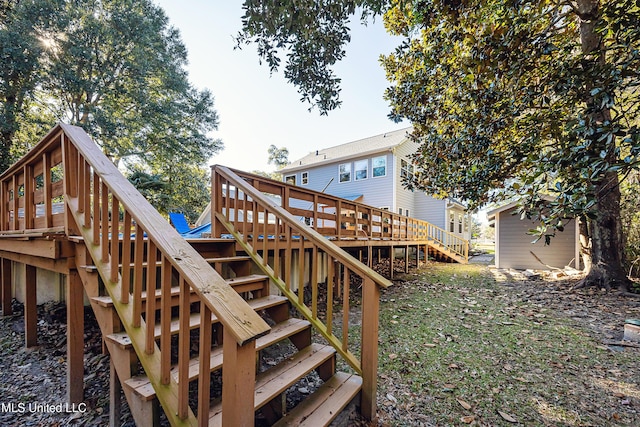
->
[[238, 0, 640, 291]]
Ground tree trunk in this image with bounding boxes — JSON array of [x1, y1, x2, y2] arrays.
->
[[576, 0, 630, 290], [583, 171, 629, 289], [1, 132, 12, 173]]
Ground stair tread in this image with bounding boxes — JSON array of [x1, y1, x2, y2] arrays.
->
[[225, 274, 268, 285], [91, 285, 191, 307], [209, 343, 336, 425], [205, 255, 252, 263], [273, 372, 362, 427], [106, 295, 288, 349], [124, 317, 311, 400], [92, 274, 270, 309]]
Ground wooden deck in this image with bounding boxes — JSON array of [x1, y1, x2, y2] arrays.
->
[[1, 124, 468, 426]]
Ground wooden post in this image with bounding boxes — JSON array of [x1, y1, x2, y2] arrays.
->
[[405, 245, 409, 274], [222, 330, 256, 427], [109, 360, 122, 427], [361, 278, 380, 421], [25, 264, 37, 347], [1, 258, 12, 316], [67, 270, 85, 403], [389, 245, 394, 280]]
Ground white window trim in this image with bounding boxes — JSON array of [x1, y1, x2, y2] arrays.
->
[[372, 155, 387, 178], [339, 163, 351, 183], [354, 159, 368, 181], [285, 174, 296, 185], [301, 171, 309, 185]]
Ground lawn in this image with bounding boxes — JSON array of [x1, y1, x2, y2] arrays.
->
[[374, 263, 640, 426]]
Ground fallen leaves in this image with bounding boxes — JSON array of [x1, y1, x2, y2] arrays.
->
[[456, 398, 472, 410], [498, 410, 518, 423], [460, 415, 476, 424]]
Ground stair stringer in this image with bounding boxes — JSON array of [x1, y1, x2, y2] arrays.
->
[[66, 197, 198, 427]]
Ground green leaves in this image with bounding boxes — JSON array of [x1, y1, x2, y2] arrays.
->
[[1, 0, 221, 220]]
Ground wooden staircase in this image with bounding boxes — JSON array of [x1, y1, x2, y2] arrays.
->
[[79, 237, 360, 426], [1, 124, 390, 426]]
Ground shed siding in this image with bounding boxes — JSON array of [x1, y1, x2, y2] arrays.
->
[[497, 207, 577, 270]]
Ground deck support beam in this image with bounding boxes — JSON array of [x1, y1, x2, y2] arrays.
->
[[67, 269, 85, 403], [1, 258, 11, 316], [25, 264, 37, 347]]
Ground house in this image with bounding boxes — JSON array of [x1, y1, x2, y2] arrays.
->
[[279, 128, 471, 240], [487, 201, 581, 270]]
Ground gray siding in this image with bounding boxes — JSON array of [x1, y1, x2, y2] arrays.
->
[[287, 153, 396, 209], [497, 207, 577, 270], [394, 141, 416, 216], [414, 194, 447, 229]]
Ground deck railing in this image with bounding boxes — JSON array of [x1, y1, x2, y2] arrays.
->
[[212, 167, 469, 262], [211, 165, 393, 420], [1, 124, 271, 426]]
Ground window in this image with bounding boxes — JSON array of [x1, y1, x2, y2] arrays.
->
[[398, 207, 403, 216], [401, 159, 414, 181], [301, 171, 309, 185], [449, 212, 455, 233], [285, 175, 296, 185], [406, 209, 410, 217], [372, 156, 386, 177], [354, 160, 367, 180], [458, 213, 463, 234], [339, 163, 351, 183]]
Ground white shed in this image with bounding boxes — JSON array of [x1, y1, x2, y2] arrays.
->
[[487, 202, 580, 271]]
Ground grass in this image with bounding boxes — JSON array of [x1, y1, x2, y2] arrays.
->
[[375, 263, 639, 426]]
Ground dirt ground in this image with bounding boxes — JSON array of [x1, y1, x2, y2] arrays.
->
[[0, 263, 639, 426]]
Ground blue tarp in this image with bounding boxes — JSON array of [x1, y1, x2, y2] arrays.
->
[[180, 222, 211, 238]]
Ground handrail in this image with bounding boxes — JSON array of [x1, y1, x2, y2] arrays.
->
[[218, 166, 469, 262], [212, 165, 391, 420], [2, 124, 270, 426]]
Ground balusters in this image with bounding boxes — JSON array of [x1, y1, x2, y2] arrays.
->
[[342, 266, 350, 352], [160, 256, 172, 384], [311, 246, 318, 319], [91, 173, 99, 244], [197, 303, 212, 424], [326, 257, 334, 335], [177, 277, 190, 420], [133, 226, 144, 328], [109, 197, 120, 283], [120, 212, 132, 304], [262, 207, 268, 265], [145, 240, 158, 355]]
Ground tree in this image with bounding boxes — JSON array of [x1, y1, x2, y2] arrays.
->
[[1, 0, 220, 219], [267, 144, 290, 169], [0, 0, 60, 171], [41, 0, 222, 171], [238, 0, 640, 291]]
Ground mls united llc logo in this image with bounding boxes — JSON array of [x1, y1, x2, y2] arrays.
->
[[0, 402, 87, 414]]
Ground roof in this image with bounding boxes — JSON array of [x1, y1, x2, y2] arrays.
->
[[280, 127, 413, 173], [486, 194, 556, 221]]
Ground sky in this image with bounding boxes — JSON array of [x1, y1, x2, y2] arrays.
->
[[153, 1, 408, 174]]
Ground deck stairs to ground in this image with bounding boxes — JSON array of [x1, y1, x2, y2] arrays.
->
[[0, 124, 395, 426], [77, 238, 361, 426], [1, 124, 469, 426]]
